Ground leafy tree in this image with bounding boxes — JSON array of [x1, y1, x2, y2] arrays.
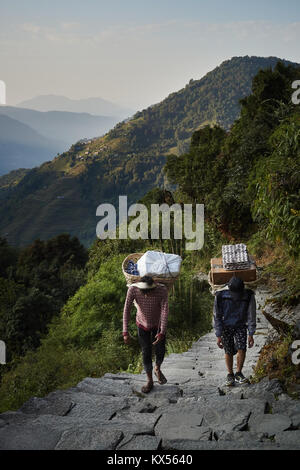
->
[[251, 115, 300, 255], [0, 234, 88, 361], [164, 61, 300, 242], [5, 288, 54, 356], [0, 237, 18, 278]]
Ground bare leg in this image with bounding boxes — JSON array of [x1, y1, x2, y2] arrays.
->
[[138, 328, 154, 393], [154, 363, 167, 384], [236, 350, 246, 373], [225, 353, 234, 374], [153, 331, 167, 384], [142, 371, 153, 393], [146, 371, 153, 383]]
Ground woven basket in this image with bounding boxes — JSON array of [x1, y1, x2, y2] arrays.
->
[[122, 253, 179, 291]]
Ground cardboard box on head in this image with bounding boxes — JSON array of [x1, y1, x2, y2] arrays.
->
[[210, 257, 257, 285]]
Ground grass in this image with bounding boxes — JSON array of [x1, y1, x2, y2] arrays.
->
[[252, 331, 300, 398], [246, 233, 300, 396]]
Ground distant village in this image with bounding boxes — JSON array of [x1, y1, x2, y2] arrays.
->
[[72, 137, 107, 161], [71, 137, 136, 162]]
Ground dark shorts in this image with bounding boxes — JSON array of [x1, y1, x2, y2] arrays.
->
[[221, 325, 247, 356]]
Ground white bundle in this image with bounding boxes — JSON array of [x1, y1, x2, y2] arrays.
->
[[137, 250, 182, 278], [222, 243, 250, 270]]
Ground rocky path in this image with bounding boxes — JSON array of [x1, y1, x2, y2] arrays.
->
[[0, 285, 299, 450]]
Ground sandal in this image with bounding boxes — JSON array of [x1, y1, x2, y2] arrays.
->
[[154, 369, 167, 385], [141, 381, 153, 394]]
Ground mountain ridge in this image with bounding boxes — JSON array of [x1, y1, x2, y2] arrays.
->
[[17, 94, 134, 119], [0, 107, 120, 174], [1, 55, 299, 247], [0, 114, 67, 176]]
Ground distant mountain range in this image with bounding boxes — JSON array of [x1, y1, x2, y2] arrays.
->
[[0, 107, 121, 175], [17, 95, 134, 118], [1, 56, 299, 247], [0, 114, 66, 175]]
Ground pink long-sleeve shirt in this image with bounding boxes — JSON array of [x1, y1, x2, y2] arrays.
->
[[122, 284, 169, 336]]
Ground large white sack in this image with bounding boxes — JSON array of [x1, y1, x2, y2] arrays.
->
[[137, 251, 182, 278]]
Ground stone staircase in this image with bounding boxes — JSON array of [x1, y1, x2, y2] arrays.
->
[[0, 285, 299, 450]]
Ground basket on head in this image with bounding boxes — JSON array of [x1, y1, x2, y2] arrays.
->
[[122, 252, 179, 291]]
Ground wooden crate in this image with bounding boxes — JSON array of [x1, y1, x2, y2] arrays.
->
[[210, 257, 256, 285]]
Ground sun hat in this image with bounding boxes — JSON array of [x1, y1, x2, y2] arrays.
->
[[131, 275, 157, 290]]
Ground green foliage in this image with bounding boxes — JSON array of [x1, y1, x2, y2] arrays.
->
[[0, 237, 18, 278], [166, 331, 198, 355], [0, 339, 103, 413], [0, 234, 88, 361], [1, 59, 300, 413], [16, 234, 88, 285], [0, 297, 142, 413], [165, 125, 227, 209], [0, 278, 26, 359], [87, 236, 152, 278], [1, 56, 297, 247], [62, 255, 127, 346], [165, 61, 300, 253], [168, 260, 213, 335], [252, 331, 300, 397], [258, 244, 300, 307], [0, 168, 30, 192], [0, 239, 214, 412], [6, 288, 55, 356], [251, 116, 300, 255]]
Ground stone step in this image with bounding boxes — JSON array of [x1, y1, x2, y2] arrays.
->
[[0, 286, 298, 450]]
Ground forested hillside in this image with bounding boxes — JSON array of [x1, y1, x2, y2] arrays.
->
[[165, 61, 300, 249], [1, 56, 298, 247], [0, 61, 299, 411]]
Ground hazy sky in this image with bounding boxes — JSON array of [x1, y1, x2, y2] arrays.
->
[[1, 0, 300, 111]]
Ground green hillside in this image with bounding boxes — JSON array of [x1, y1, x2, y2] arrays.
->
[[0, 168, 31, 194], [0, 61, 299, 412], [0, 56, 298, 247]]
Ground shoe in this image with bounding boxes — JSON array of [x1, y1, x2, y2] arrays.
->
[[225, 373, 235, 386], [235, 372, 248, 384]]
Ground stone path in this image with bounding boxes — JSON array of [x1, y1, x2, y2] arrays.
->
[[0, 286, 299, 450]]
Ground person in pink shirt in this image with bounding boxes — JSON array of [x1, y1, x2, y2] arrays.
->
[[123, 275, 169, 393]]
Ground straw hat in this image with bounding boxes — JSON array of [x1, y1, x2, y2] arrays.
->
[[131, 276, 157, 290]]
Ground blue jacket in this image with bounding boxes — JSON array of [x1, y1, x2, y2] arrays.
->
[[213, 288, 256, 337]]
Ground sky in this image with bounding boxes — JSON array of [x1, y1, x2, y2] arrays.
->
[[0, 0, 300, 112]]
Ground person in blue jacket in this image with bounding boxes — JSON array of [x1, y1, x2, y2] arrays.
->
[[213, 276, 256, 386]]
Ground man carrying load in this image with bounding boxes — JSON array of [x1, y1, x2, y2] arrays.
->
[[123, 275, 169, 393], [213, 276, 256, 386]]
